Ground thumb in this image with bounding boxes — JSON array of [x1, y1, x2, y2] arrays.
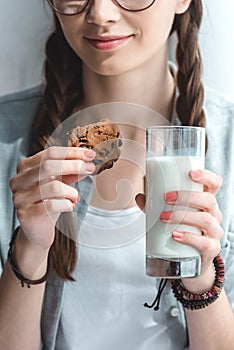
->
[[135, 193, 146, 213]]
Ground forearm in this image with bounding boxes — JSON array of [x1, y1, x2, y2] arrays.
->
[[0, 231, 49, 350], [183, 263, 234, 350], [186, 288, 234, 350]]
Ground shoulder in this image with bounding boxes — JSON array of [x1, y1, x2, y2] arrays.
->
[[204, 86, 234, 158], [0, 85, 42, 104], [0, 85, 43, 158], [0, 85, 43, 127], [204, 86, 234, 156], [204, 86, 234, 128], [204, 87, 234, 220]]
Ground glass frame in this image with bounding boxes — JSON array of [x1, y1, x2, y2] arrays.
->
[[47, 0, 157, 15]]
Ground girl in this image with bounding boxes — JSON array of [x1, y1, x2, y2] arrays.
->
[[0, 0, 234, 349]]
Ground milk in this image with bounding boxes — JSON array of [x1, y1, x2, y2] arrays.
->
[[146, 156, 204, 259]]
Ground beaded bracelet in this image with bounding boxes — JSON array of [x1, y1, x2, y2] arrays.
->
[[8, 227, 49, 288], [171, 254, 225, 310]]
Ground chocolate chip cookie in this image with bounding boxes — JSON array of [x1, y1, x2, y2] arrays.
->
[[67, 119, 122, 175]]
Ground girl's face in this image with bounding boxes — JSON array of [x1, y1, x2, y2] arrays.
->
[[57, 0, 191, 76]]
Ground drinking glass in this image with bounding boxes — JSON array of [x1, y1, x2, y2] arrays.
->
[[145, 126, 205, 278]]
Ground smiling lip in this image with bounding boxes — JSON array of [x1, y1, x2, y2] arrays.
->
[[85, 35, 132, 51]]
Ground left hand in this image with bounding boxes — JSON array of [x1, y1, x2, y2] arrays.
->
[[135, 169, 224, 293]]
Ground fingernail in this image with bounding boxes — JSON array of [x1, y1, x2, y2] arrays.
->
[[84, 149, 96, 159], [190, 170, 201, 178], [160, 211, 173, 221], [164, 191, 177, 202], [172, 231, 184, 239], [86, 162, 96, 172], [77, 195, 81, 202]]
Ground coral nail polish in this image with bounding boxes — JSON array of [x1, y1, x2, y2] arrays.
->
[[160, 211, 173, 221], [164, 191, 177, 202]]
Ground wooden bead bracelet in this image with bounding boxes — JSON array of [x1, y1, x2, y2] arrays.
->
[[171, 254, 225, 310]]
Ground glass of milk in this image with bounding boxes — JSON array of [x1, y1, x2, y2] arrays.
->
[[145, 126, 205, 278]]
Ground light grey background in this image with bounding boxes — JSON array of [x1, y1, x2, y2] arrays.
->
[[0, 0, 52, 95], [0, 0, 233, 98], [200, 0, 234, 99]]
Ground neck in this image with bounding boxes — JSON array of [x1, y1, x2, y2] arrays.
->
[[82, 53, 175, 122]]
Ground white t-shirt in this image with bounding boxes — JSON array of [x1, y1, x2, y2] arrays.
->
[[55, 205, 173, 350]]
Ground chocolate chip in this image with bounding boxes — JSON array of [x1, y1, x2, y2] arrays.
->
[[118, 139, 123, 147], [79, 144, 90, 148], [97, 151, 105, 157], [92, 159, 103, 165]]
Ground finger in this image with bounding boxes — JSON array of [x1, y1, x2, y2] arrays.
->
[[189, 169, 223, 195], [135, 193, 146, 212], [42, 198, 75, 214], [160, 210, 224, 240], [42, 146, 96, 162], [61, 174, 89, 185], [164, 191, 223, 223], [40, 180, 79, 203], [40, 159, 96, 182], [16, 147, 96, 172], [11, 159, 96, 192], [13, 180, 79, 208], [171, 231, 221, 261], [17, 198, 74, 229]]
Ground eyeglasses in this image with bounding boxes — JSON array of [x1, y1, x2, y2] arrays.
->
[[47, 0, 156, 15]]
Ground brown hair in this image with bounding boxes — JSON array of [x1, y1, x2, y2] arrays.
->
[[29, 17, 83, 281], [30, 0, 205, 280], [172, 0, 206, 128]]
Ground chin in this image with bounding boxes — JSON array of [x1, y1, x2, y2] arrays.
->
[[85, 59, 135, 77]]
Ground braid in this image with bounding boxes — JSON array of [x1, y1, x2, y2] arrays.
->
[[31, 16, 83, 153], [29, 16, 83, 281], [172, 0, 206, 129]]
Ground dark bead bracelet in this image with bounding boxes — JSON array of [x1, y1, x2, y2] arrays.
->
[[171, 254, 225, 310], [8, 227, 49, 288]]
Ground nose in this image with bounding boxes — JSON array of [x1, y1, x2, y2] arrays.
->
[[86, 0, 121, 26]]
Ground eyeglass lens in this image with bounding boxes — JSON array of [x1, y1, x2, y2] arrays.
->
[[48, 0, 156, 14]]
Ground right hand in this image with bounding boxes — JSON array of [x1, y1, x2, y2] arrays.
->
[[9, 146, 96, 250]]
